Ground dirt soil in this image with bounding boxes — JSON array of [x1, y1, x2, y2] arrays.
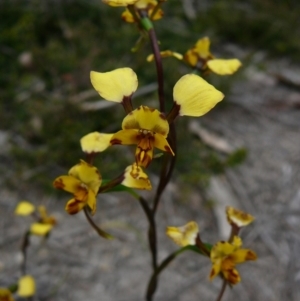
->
[[1, 51, 300, 301]]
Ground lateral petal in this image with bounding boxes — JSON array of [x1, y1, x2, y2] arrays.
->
[[90, 68, 138, 102], [173, 74, 224, 117], [17, 275, 35, 297], [80, 132, 113, 153], [207, 59, 242, 75], [15, 201, 36, 216]]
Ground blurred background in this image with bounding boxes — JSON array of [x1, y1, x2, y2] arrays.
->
[[1, 0, 300, 300]]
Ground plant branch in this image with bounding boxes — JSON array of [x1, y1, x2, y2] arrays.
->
[[215, 280, 227, 301]]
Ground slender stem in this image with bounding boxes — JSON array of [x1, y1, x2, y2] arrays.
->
[[138, 197, 157, 270], [139, 10, 165, 113], [20, 231, 30, 275], [146, 248, 185, 300], [153, 123, 177, 214], [215, 280, 227, 301], [83, 207, 113, 239]]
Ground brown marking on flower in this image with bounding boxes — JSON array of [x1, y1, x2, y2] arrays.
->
[[110, 138, 122, 145], [65, 200, 82, 215], [224, 268, 240, 285], [53, 178, 65, 190], [246, 250, 257, 261], [159, 113, 166, 120], [164, 145, 171, 152], [210, 268, 216, 279]]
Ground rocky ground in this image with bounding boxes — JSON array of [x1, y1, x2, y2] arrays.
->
[[1, 50, 300, 301]]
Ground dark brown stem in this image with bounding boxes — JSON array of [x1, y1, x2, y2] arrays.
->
[[152, 123, 177, 214], [139, 197, 157, 271], [20, 231, 30, 275], [195, 235, 210, 257], [122, 95, 134, 114], [215, 280, 227, 301], [138, 10, 165, 113]]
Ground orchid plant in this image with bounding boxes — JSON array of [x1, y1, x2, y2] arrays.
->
[[1, 1, 257, 300]]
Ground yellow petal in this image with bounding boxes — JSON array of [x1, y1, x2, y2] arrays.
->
[[226, 206, 254, 228], [207, 59, 242, 75], [53, 175, 81, 194], [231, 249, 257, 264], [17, 275, 35, 297], [80, 132, 113, 153], [110, 129, 139, 145], [232, 236, 242, 248], [194, 37, 212, 59], [38, 206, 56, 225], [209, 259, 222, 281], [147, 50, 183, 62], [15, 201, 35, 216], [65, 198, 86, 215], [210, 241, 236, 263], [90, 68, 138, 102], [135, 0, 156, 9], [68, 160, 102, 195], [222, 267, 241, 285], [121, 9, 135, 23], [153, 133, 174, 155], [166, 221, 199, 247], [122, 106, 169, 137], [122, 163, 152, 190], [183, 48, 199, 67], [0, 288, 14, 301], [30, 223, 53, 236], [173, 74, 224, 117], [102, 0, 138, 6], [86, 189, 97, 215]]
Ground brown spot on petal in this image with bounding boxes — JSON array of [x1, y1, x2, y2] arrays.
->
[[224, 269, 240, 285], [65, 200, 83, 215], [246, 250, 257, 261], [110, 138, 122, 145], [164, 145, 171, 152], [53, 178, 65, 190], [210, 268, 216, 279], [159, 113, 166, 120]]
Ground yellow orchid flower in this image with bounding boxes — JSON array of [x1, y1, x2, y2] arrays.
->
[[0, 288, 14, 301], [15, 202, 56, 236], [30, 206, 56, 236], [209, 236, 257, 285], [146, 50, 183, 62], [184, 37, 242, 75], [110, 105, 174, 168], [122, 163, 152, 190], [121, 0, 164, 23], [166, 221, 199, 247], [80, 132, 113, 154], [53, 160, 102, 215], [17, 275, 35, 298], [226, 206, 254, 228], [102, 0, 138, 7]]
